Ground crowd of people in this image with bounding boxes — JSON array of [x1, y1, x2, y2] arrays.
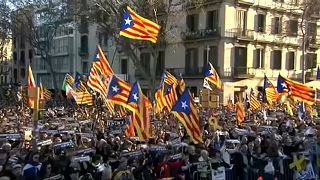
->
[[0, 97, 319, 180]]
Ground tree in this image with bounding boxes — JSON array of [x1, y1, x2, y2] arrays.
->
[[10, 0, 72, 98], [71, 0, 185, 97], [0, 0, 11, 61], [298, 0, 320, 83]]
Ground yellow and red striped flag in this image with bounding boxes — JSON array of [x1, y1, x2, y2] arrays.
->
[[125, 115, 136, 137], [127, 82, 150, 141], [28, 65, 36, 108], [277, 75, 315, 105], [106, 75, 131, 109], [263, 75, 278, 103], [119, 6, 161, 43], [204, 62, 223, 91], [236, 101, 245, 125], [87, 62, 107, 97], [155, 71, 178, 113], [95, 46, 114, 79], [171, 90, 203, 144], [249, 88, 261, 111]]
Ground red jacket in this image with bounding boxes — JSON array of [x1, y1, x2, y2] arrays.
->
[[157, 160, 184, 179]]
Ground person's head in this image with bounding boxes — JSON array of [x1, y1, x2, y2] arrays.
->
[[31, 152, 40, 163], [240, 144, 248, 153], [12, 164, 22, 177], [92, 155, 102, 165], [188, 145, 196, 155], [241, 136, 248, 144], [200, 150, 209, 160], [69, 162, 80, 180]]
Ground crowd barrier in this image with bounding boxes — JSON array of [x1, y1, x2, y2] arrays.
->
[[189, 155, 319, 180]]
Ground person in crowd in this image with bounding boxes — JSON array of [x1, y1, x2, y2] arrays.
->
[[22, 152, 41, 180]]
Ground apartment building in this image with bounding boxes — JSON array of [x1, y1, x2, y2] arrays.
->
[[0, 37, 12, 86], [120, 0, 320, 104]]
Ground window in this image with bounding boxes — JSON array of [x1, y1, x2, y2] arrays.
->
[[256, 14, 266, 32], [206, 10, 218, 30], [140, 53, 151, 74], [288, 20, 298, 36], [271, 50, 282, 69], [20, 51, 25, 65], [185, 48, 199, 75], [82, 62, 89, 74], [272, 17, 282, 34], [236, 10, 247, 30], [80, 35, 88, 53], [306, 53, 317, 69], [253, 48, 265, 68], [28, 49, 33, 59], [286, 52, 295, 70], [156, 51, 165, 75], [186, 14, 198, 32], [20, 68, 26, 78], [308, 23, 317, 35], [121, 58, 128, 74]]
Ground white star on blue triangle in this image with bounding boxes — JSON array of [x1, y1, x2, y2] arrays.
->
[[128, 82, 140, 104], [107, 76, 122, 98], [277, 75, 288, 93], [171, 90, 191, 114], [121, 10, 134, 31]]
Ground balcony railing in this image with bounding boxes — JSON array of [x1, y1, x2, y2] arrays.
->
[[224, 67, 255, 78], [305, 67, 318, 81], [181, 28, 220, 41], [183, 0, 222, 9], [225, 28, 254, 40], [237, 0, 255, 5]]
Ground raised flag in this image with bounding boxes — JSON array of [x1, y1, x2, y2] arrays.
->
[[177, 73, 186, 95], [127, 82, 149, 140], [106, 75, 131, 108], [125, 115, 135, 137], [236, 101, 245, 125], [204, 62, 223, 91], [171, 90, 203, 144], [155, 71, 179, 113], [95, 46, 114, 79], [87, 62, 107, 97], [263, 75, 278, 103], [277, 75, 315, 105], [74, 72, 87, 92], [62, 73, 74, 91], [74, 91, 93, 106], [120, 6, 161, 43], [249, 88, 261, 111], [39, 80, 52, 100], [203, 78, 213, 91], [298, 102, 306, 121], [28, 65, 36, 108]]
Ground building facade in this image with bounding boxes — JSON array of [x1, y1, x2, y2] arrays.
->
[[0, 37, 12, 86], [114, 0, 320, 104]]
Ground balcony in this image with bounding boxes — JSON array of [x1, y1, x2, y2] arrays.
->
[[308, 38, 320, 49], [237, 0, 255, 6], [225, 28, 254, 41], [166, 67, 204, 78], [224, 67, 255, 78], [181, 28, 220, 41], [305, 68, 318, 81], [183, 0, 222, 9]]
